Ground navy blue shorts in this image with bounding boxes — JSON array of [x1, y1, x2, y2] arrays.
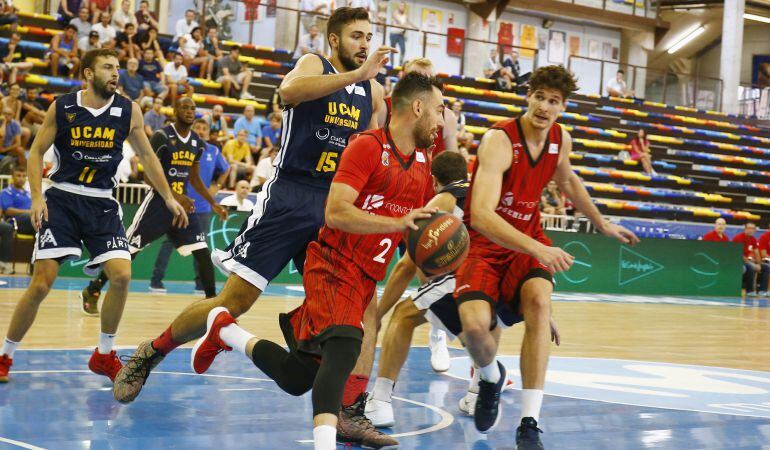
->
[[34, 187, 130, 275], [212, 175, 327, 291], [126, 190, 207, 256]]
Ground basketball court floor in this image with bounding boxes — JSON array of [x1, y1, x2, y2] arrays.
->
[[1, 277, 769, 449]]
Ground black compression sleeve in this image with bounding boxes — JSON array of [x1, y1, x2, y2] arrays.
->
[[311, 336, 361, 416]]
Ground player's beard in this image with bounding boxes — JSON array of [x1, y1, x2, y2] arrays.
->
[[92, 76, 116, 99], [413, 114, 434, 149], [338, 45, 364, 72]]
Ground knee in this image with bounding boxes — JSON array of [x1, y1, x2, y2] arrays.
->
[[521, 294, 551, 324], [392, 301, 421, 330], [107, 268, 132, 289], [220, 295, 255, 317], [28, 274, 55, 299], [460, 310, 492, 343]]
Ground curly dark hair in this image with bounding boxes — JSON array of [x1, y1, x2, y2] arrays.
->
[[528, 65, 579, 101]]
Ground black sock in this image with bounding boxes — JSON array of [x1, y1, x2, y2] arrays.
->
[[251, 339, 318, 396], [192, 249, 216, 298], [312, 336, 361, 416]]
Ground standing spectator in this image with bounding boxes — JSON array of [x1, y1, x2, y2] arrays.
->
[[702, 218, 729, 242], [179, 27, 208, 78], [205, 104, 231, 144], [0, 107, 25, 169], [143, 97, 166, 138], [135, 0, 160, 33], [629, 129, 655, 175], [732, 222, 767, 296], [390, 2, 415, 66], [233, 105, 262, 154], [49, 24, 80, 77], [0, 167, 31, 273], [260, 112, 282, 152], [541, 180, 566, 215], [91, 12, 117, 49], [219, 180, 254, 211], [163, 52, 193, 108], [138, 26, 163, 60], [150, 119, 229, 293], [483, 47, 499, 78], [112, 0, 137, 30], [116, 23, 142, 62], [58, 0, 85, 24], [175, 9, 199, 42], [138, 47, 168, 99], [606, 69, 635, 98], [222, 129, 255, 188], [294, 24, 324, 59], [79, 30, 103, 56], [0, 32, 34, 84], [251, 146, 277, 190], [202, 27, 222, 80], [89, 0, 112, 24], [216, 46, 255, 100], [348, 0, 377, 19], [70, 7, 92, 41], [118, 58, 145, 102]]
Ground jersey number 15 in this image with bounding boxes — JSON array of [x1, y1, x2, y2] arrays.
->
[[315, 151, 338, 173]]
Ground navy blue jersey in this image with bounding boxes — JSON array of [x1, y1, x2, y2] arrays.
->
[[49, 91, 133, 191], [150, 124, 204, 195], [277, 55, 373, 188], [439, 179, 469, 219]]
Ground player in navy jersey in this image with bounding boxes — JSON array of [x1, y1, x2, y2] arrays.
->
[[188, 73, 443, 450], [0, 49, 187, 384], [80, 97, 228, 310]]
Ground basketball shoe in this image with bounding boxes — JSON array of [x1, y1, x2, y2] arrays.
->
[[0, 354, 12, 383], [475, 361, 506, 433], [191, 307, 235, 374], [88, 349, 123, 382], [460, 365, 514, 416], [428, 327, 450, 372], [112, 340, 165, 403], [337, 393, 399, 448], [79, 284, 100, 317], [364, 397, 395, 428], [516, 417, 544, 449]]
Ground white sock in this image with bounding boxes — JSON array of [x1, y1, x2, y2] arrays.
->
[[2, 338, 19, 358], [468, 364, 481, 394], [313, 424, 337, 450], [98, 332, 116, 354], [521, 389, 544, 422], [219, 323, 255, 357], [372, 377, 395, 402], [479, 360, 500, 383]]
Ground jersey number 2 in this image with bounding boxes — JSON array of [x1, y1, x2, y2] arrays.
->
[[315, 151, 338, 173], [373, 238, 392, 263]]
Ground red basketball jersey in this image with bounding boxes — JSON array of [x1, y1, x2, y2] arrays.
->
[[384, 96, 445, 156], [319, 127, 433, 280], [464, 117, 563, 258]]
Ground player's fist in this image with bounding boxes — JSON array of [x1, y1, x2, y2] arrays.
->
[[212, 204, 228, 221], [399, 207, 438, 231], [30, 196, 48, 231], [165, 198, 189, 229], [532, 243, 574, 273], [357, 46, 398, 82]]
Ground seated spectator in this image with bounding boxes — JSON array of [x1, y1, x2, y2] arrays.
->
[[541, 180, 565, 215], [20, 87, 47, 139], [457, 131, 474, 161], [261, 112, 282, 152], [179, 27, 208, 78], [629, 128, 655, 175], [606, 69, 635, 98], [451, 100, 466, 134], [79, 31, 102, 56], [502, 49, 530, 85], [138, 47, 168, 99], [494, 66, 515, 91], [70, 7, 92, 42], [116, 23, 141, 62], [89, 0, 112, 24], [91, 12, 117, 49], [58, 0, 85, 24], [112, 0, 137, 30], [175, 9, 199, 43], [220, 180, 255, 212], [202, 27, 222, 81], [0, 33, 33, 84], [251, 146, 277, 191], [135, 0, 159, 33], [143, 96, 166, 138], [223, 129, 255, 188], [483, 48, 499, 78], [0, 107, 26, 170], [216, 46, 255, 100], [205, 104, 231, 144], [732, 222, 768, 296], [49, 24, 80, 77], [0, 167, 32, 273], [1, 85, 30, 147], [163, 52, 193, 108], [702, 218, 729, 242], [138, 26, 163, 60], [294, 24, 324, 59], [233, 105, 262, 154], [0, 0, 17, 27], [119, 58, 145, 102]]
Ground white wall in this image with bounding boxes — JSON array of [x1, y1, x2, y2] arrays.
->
[[696, 23, 770, 85]]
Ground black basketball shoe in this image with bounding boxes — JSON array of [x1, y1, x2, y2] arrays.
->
[[516, 417, 544, 449], [474, 360, 506, 433]]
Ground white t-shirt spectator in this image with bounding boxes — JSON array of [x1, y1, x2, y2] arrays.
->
[[252, 157, 276, 187], [91, 23, 117, 45], [483, 56, 499, 76], [294, 32, 324, 58], [175, 18, 199, 41], [605, 77, 627, 96], [112, 8, 137, 30], [180, 33, 202, 59], [220, 194, 254, 212], [163, 61, 188, 83]]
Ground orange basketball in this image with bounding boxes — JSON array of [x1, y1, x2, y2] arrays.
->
[[406, 212, 469, 276]]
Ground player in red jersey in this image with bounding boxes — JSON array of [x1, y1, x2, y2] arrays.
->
[[455, 65, 638, 448], [189, 73, 444, 450]]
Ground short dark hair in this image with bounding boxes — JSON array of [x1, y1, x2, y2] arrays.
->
[[327, 7, 369, 41], [431, 151, 467, 186], [528, 65, 579, 101], [391, 72, 443, 112], [193, 118, 208, 127], [64, 24, 77, 32], [81, 49, 119, 77], [12, 166, 26, 174], [617, 69, 625, 75], [125, 23, 135, 29]]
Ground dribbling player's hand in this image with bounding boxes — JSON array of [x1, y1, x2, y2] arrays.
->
[[533, 244, 574, 273], [357, 46, 398, 81], [212, 204, 228, 221], [30, 197, 48, 231], [399, 207, 438, 231], [166, 198, 189, 229], [600, 222, 640, 246]]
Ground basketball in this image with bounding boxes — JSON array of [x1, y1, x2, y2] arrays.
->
[[406, 212, 469, 276]]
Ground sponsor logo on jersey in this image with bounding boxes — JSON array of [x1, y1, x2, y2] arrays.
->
[[381, 151, 389, 166], [416, 151, 426, 163], [316, 128, 331, 140], [548, 143, 559, 154], [496, 191, 537, 221], [171, 149, 197, 167], [325, 102, 361, 129], [72, 151, 83, 160], [109, 107, 122, 117], [236, 241, 251, 259], [501, 191, 514, 206], [329, 135, 347, 148], [39, 229, 57, 247], [106, 236, 128, 249], [513, 148, 519, 164], [66, 112, 76, 123], [168, 167, 190, 178], [344, 84, 367, 97], [69, 126, 116, 149], [362, 194, 385, 211], [129, 235, 142, 248]]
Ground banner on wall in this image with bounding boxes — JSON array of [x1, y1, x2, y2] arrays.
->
[[242, 0, 261, 22], [447, 27, 465, 57], [548, 30, 566, 64], [421, 8, 442, 46], [569, 35, 580, 56], [497, 20, 514, 51], [520, 24, 536, 58], [588, 39, 600, 59], [602, 42, 612, 60]]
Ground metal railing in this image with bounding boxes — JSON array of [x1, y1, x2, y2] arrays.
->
[[557, 0, 659, 19], [738, 85, 770, 119]]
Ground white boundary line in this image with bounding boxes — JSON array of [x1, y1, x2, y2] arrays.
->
[[0, 437, 46, 450]]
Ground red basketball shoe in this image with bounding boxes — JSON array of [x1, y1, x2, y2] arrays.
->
[[191, 307, 236, 374], [0, 354, 12, 383], [88, 349, 123, 382]]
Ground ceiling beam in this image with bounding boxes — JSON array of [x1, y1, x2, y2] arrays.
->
[[505, 0, 669, 33]]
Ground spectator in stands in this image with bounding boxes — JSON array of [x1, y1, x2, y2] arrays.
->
[[90, 0, 112, 24], [220, 180, 255, 212], [252, 146, 277, 191], [629, 128, 655, 175], [0, 32, 33, 84], [49, 24, 80, 77], [143, 96, 166, 138], [21, 87, 46, 139], [0, 167, 32, 272], [390, 1, 414, 66], [91, 12, 117, 49], [203, 27, 222, 80], [541, 180, 566, 215], [136, 0, 159, 33], [112, 0, 137, 31], [502, 48, 530, 86], [606, 69, 635, 98], [483, 47, 499, 78], [702, 218, 729, 242], [118, 58, 145, 102], [0, 107, 26, 169], [1, 84, 22, 122], [223, 129, 255, 188], [294, 24, 324, 60], [0, 0, 17, 27], [70, 7, 92, 41], [451, 100, 467, 135], [216, 45, 255, 100], [732, 222, 767, 296], [138, 26, 163, 60], [58, 0, 84, 24], [233, 105, 262, 154], [163, 52, 193, 108], [139, 47, 168, 99], [175, 9, 199, 43], [179, 27, 208, 78], [458, 131, 474, 159], [205, 104, 231, 144], [116, 23, 141, 62], [79, 31, 103, 56], [261, 112, 282, 150]]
